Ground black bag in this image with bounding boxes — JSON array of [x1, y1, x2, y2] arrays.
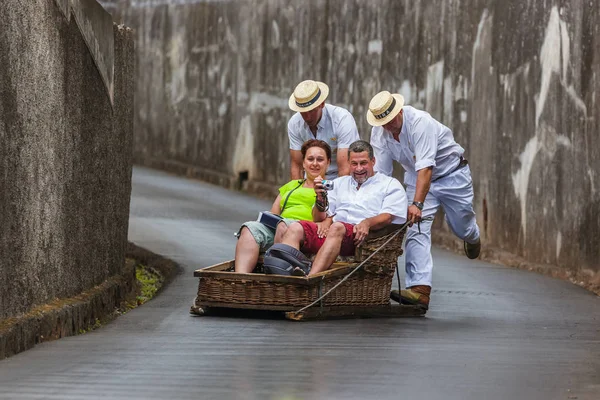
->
[[257, 211, 284, 230], [263, 243, 312, 276], [257, 180, 304, 231]]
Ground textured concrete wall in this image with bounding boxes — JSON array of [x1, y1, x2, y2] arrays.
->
[[104, 0, 599, 279], [0, 1, 135, 320]]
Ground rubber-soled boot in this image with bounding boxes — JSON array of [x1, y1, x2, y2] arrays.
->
[[390, 285, 431, 310]]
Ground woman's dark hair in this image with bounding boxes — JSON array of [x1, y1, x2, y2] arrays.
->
[[301, 139, 332, 161]]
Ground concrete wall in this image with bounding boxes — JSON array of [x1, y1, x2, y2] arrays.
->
[[104, 0, 599, 281], [0, 1, 135, 320]]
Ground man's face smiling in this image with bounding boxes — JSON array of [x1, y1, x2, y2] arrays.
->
[[349, 151, 376, 185]]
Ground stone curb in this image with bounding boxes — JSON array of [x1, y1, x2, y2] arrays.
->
[[0, 242, 180, 360]]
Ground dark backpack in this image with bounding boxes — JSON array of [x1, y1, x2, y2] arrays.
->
[[263, 243, 312, 276]]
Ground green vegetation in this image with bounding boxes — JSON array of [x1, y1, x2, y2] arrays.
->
[[77, 260, 165, 335], [78, 318, 102, 334], [135, 263, 164, 305]]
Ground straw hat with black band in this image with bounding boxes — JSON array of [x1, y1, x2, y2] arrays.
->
[[366, 91, 405, 126], [289, 80, 329, 112]]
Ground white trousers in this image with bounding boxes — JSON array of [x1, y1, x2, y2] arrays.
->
[[404, 165, 480, 288]]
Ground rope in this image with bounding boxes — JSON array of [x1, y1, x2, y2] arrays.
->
[[291, 221, 410, 315], [290, 216, 434, 316], [395, 254, 402, 296]]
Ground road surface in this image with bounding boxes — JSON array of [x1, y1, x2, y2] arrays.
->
[[0, 167, 598, 400]]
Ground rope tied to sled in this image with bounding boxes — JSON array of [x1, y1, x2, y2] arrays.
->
[[291, 217, 434, 315]]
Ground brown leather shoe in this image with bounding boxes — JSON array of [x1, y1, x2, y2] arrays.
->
[[390, 285, 431, 310], [464, 239, 481, 259]]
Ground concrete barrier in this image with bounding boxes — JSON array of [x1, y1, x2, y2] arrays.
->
[[0, 0, 135, 345], [105, 0, 599, 290]]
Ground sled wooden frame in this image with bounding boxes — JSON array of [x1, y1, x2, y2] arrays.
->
[[190, 225, 426, 321]]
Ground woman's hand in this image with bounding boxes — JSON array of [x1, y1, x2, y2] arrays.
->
[[313, 175, 326, 201], [316, 219, 332, 239]]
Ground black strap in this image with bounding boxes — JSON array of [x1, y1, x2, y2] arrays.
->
[[280, 179, 305, 214], [263, 256, 295, 275], [266, 243, 312, 272], [432, 157, 468, 182]]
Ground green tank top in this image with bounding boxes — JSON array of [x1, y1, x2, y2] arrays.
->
[[278, 180, 316, 221]]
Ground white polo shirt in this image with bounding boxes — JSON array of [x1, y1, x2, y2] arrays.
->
[[326, 173, 407, 225], [288, 104, 360, 179], [371, 106, 464, 186]]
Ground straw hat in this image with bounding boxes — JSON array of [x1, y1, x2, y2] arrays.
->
[[289, 80, 329, 112], [366, 91, 405, 126]]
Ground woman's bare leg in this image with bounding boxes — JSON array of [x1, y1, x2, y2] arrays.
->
[[274, 222, 288, 243], [234, 227, 260, 273]]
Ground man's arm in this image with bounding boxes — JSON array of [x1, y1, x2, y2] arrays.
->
[[408, 116, 437, 224], [353, 213, 393, 245], [371, 128, 394, 176], [336, 148, 350, 176], [355, 176, 408, 243], [408, 167, 433, 224], [289, 149, 304, 180], [363, 213, 393, 231], [334, 109, 360, 176], [287, 116, 305, 180]]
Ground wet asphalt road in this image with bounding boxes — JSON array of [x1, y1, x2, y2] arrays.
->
[[0, 166, 598, 400]]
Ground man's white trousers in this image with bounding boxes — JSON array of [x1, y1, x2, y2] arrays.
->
[[404, 165, 480, 288]]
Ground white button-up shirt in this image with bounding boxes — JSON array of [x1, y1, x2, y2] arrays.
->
[[288, 104, 360, 179], [370, 106, 464, 186], [326, 173, 407, 225]]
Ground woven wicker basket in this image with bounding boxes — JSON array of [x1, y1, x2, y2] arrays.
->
[[194, 226, 405, 311]]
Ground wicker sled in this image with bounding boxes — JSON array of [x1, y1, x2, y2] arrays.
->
[[191, 224, 425, 320]]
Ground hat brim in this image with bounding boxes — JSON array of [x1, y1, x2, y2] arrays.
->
[[366, 94, 405, 126], [289, 81, 329, 112]]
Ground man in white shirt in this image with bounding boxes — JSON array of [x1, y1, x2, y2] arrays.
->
[[280, 140, 407, 275], [288, 80, 360, 180], [367, 91, 481, 310]]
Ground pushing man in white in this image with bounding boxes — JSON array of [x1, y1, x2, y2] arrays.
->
[[367, 91, 481, 310], [288, 80, 360, 180]]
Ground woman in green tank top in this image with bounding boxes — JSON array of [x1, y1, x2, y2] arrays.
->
[[235, 140, 332, 273]]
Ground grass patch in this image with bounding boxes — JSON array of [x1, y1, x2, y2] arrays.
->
[[78, 318, 102, 334], [77, 259, 166, 335], [135, 262, 164, 305]]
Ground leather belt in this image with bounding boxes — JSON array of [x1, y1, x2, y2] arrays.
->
[[432, 156, 468, 182]]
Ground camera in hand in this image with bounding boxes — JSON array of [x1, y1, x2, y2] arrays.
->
[[321, 180, 334, 190]]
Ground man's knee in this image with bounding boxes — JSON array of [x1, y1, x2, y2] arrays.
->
[[460, 222, 480, 241], [328, 222, 347, 238]]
